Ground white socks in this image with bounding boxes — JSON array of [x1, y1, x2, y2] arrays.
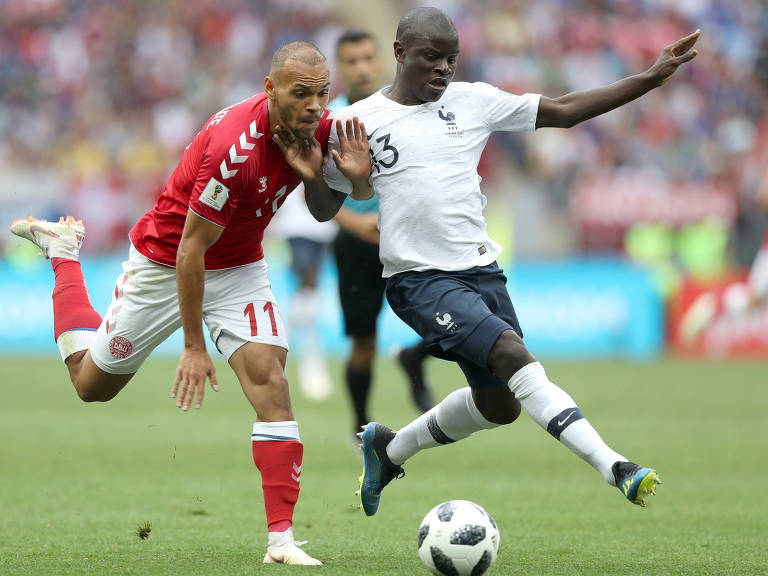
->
[[384, 363, 626, 486], [508, 362, 625, 485], [386, 387, 498, 465]]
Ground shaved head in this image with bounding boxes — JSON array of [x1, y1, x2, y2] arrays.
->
[[270, 41, 326, 78], [395, 7, 457, 47], [265, 41, 330, 140]]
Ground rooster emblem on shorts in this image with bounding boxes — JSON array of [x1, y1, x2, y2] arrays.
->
[[435, 312, 457, 332]]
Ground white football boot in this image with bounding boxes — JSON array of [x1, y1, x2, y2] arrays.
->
[[263, 527, 323, 565], [10, 216, 86, 260]]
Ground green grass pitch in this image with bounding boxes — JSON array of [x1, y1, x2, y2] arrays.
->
[[1, 356, 766, 575]]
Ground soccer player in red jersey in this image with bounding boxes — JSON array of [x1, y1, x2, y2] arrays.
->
[[10, 41, 371, 566]]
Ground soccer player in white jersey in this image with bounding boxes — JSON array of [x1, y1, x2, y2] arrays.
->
[[10, 42, 371, 564], [329, 29, 436, 439], [323, 7, 700, 516]]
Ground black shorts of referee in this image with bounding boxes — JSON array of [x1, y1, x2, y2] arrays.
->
[[332, 229, 386, 337]]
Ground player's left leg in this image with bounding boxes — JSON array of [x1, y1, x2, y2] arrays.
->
[[489, 329, 661, 507], [206, 262, 321, 565]]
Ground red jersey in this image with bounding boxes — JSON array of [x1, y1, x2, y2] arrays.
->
[[130, 93, 333, 269]]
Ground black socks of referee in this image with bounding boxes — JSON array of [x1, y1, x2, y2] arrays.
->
[[346, 363, 372, 433]]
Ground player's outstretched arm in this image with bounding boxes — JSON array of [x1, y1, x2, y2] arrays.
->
[[536, 29, 700, 129], [172, 212, 222, 411]]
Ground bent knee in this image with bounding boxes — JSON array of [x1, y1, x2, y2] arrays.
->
[[75, 384, 119, 403], [488, 330, 536, 382], [474, 389, 521, 425], [483, 399, 521, 425]]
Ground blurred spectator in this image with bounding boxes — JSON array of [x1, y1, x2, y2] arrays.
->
[[1, 0, 766, 274], [400, 0, 767, 270], [0, 0, 345, 253]]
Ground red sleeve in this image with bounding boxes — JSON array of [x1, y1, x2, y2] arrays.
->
[[188, 127, 252, 228], [315, 109, 334, 155]]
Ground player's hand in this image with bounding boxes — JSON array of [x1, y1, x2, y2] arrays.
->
[[273, 125, 323, 181], [649, 29, 701, 85], [171, 347, 220, 411], [332, 117, 371, 187]]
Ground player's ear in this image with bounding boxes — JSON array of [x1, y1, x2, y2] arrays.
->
[[393, 41, 406, 63], [264, 76, 275, 99]]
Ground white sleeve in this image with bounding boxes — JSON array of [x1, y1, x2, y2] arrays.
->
[[471, 82, 541, 132], [322, 114, 354, 195]]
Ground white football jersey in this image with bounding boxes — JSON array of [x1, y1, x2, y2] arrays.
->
[[323, 82, 540, 277]]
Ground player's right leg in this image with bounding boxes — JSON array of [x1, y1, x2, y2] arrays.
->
[[205, 261, 321, 566], [227, 343, 321, 566], [358, 265, 516, 516], [10, 216, 134, 400]]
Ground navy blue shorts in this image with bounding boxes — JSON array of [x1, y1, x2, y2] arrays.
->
[[385, 262, 523, 388]]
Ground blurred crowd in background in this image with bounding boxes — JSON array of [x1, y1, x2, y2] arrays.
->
[[1, 0, 766, 284]]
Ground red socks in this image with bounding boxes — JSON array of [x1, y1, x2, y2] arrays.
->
[[251, 421, 303, 532], [51, 258, 101, 340]]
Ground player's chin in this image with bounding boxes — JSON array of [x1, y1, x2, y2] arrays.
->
[[293, 122, 320, 140], [423, 84, 447, 101]]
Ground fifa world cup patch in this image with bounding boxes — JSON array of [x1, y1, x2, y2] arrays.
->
[[200, 177, 230, 211]]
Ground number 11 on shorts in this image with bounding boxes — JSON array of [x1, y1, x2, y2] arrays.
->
[[243, 301, 278, 337]]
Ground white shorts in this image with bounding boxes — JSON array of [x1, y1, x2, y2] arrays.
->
[[89, 245, 288, 374]]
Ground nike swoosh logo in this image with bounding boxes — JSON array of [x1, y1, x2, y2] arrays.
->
[[29, 224, 61, 240], [557, 411, 576, 427]]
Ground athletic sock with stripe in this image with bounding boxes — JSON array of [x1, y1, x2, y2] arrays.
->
[[509, 362, 626, 485], [386, 387, 497, 465], [251, 421, 304, 532]]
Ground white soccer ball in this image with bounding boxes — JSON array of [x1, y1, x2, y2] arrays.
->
[[417, 500, 500, 576]]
